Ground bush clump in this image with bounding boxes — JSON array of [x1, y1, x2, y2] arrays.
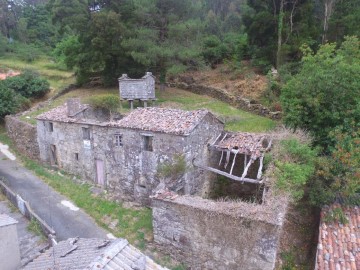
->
[[3, 70, 50, 98]]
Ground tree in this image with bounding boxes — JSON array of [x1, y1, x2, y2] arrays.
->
[[123, 0, 203, 89], [310, 127, 360, 206], [244, 0, 319, 69], [327, 0, 360, 42], [281, 36, 360, 151]]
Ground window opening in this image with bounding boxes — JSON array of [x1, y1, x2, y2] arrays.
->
[[82, 127, 90, 140], [75, 153, 79, 161], [49, 122, 54, 132], [143, 135, 153, 152], [114, 134, 123, 147]]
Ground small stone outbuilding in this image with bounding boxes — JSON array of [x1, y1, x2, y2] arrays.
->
[[36, 99, 223, 204], [118, 72, 156, 108]]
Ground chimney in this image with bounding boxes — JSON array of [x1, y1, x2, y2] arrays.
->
[[67, 98, 81, 117], [0, 215, 21, 270]]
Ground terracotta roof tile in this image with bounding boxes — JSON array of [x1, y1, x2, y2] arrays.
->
[[37, 104, 213, 136], [214, 132, 271, 159], [36, 103, 89, 123], [316, 204, 360, 270]]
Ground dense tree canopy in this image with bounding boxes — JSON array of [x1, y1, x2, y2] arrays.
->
[[281, 36, 360, 150]]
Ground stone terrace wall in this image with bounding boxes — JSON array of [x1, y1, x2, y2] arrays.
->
[[5, 116, 39, 161], [167, 81, 282, 120], [152, 195, 286, 270]]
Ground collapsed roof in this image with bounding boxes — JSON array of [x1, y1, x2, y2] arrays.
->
[[195, 132, 272, 184], [212, 132, 272, 159]]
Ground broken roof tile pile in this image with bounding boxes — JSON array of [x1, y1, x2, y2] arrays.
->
[[24, 237, 168, 270], [316, 204, 360, 270], [110, 107, 209, 135], [36, 103, 89, 123], [215, 133, 271, 159]]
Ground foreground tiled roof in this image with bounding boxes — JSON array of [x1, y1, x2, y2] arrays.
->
[[316, 204, 360, 270], [36, 104, 89, 123], [109, 107, 210, 135], [24, 238, 168, 270], [214, 132, 271, 159]]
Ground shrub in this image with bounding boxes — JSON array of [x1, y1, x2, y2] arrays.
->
[[310, 127, 360, 206], [157, 154, 187, 180], [3, 70, 50, 98], [0, 83, 21, 118], [274, 139, 318, 201], [202, 35, 227, 67], [87, 94, 120, 120]]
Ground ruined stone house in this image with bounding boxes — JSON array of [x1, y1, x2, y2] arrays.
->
[[36, 99, 223, 204], [33, 98, 284, 270]]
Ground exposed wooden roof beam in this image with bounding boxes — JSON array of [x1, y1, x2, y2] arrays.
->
[[193, 162, 262, 184]]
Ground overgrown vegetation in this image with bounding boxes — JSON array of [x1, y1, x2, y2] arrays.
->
[[2, 70, 50, 98], [1, 0, 359, 85], [157, 154, 187, 180], [27, 218, 46, 240], [0, 70, 50, 118], [281, 37, 360, 207], [273, 138, 318, 201], [86, 94, 120, 120], [324, 207, 348, 224]]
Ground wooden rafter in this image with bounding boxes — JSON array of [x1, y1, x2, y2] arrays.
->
[[257, 156, 264, 180], [194, 163, 262, 184]]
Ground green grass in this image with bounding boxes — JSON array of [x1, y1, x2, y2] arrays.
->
[[28, 218, 46, 241], [157, 88, 276, 132], [0, 55, 74, 96], [23, 158, 153, 245], [0, 125, 151, 245], [20, 86, 276, 132], [0, 125, 185, 268]]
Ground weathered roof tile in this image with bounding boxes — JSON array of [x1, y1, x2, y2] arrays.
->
[[110, 107, 210, 135], [23, 238, 168, 270], [316, 204, 360, 270], [37, 104, 213, 136]]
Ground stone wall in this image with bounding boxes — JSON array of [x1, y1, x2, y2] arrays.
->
[[37, 116, 223, 205], [152, 195, 286, 270], [167, 81, 282, 120], [5, 116, 40, 161], [118, 72, 155, 100]]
